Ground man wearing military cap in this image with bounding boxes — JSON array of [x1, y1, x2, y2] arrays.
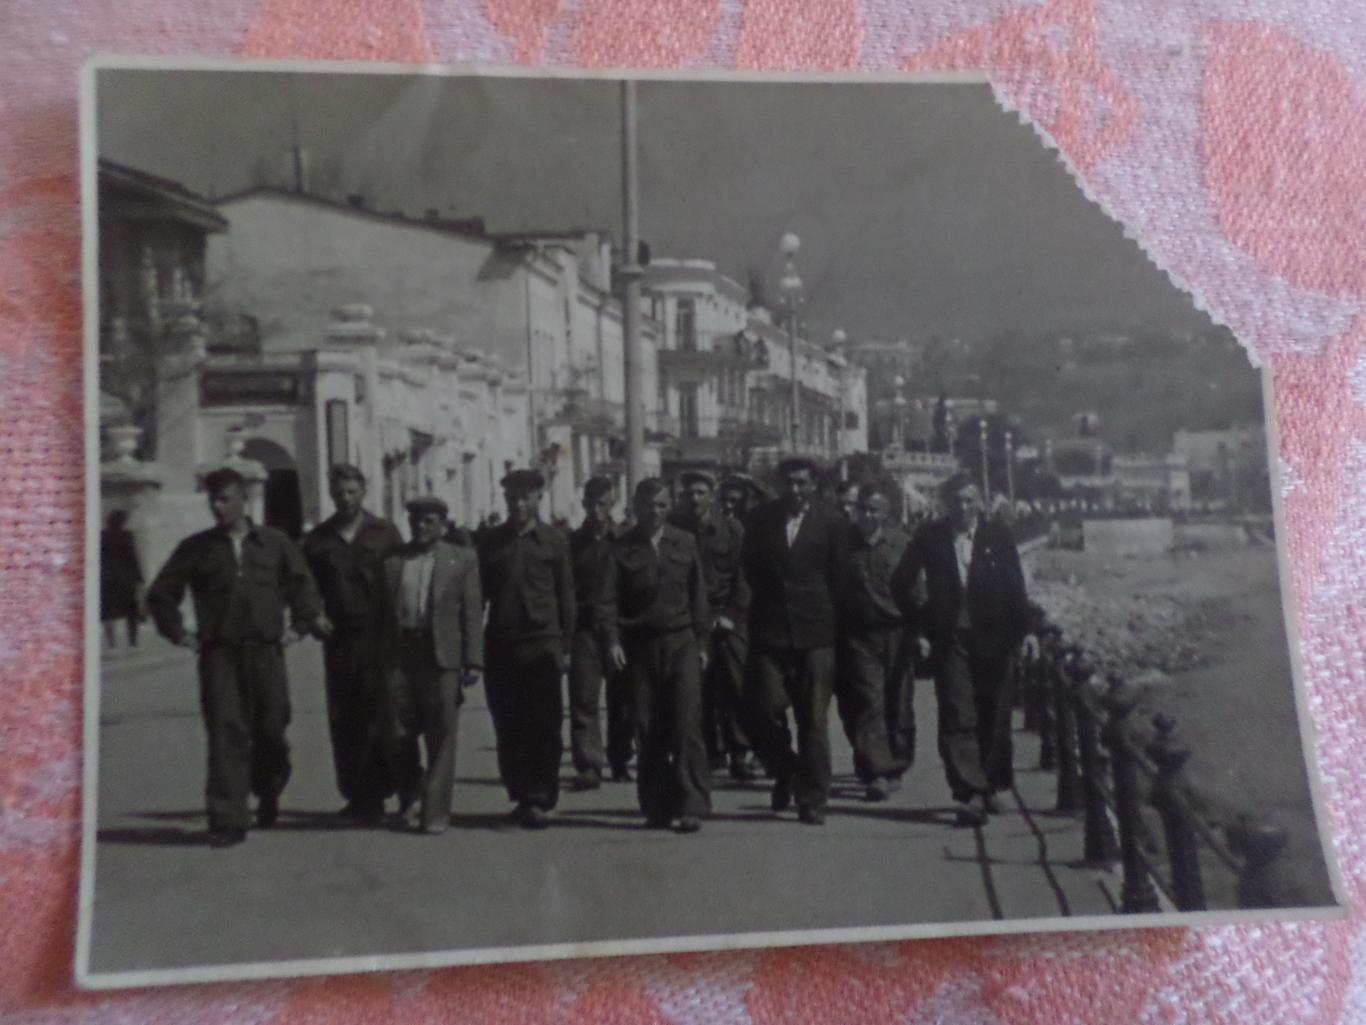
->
[[302, 463, 404, 823], [478, 468, 576, 829], [669, 468, 755, 781], [372, 495, 483, 834], [567, 474, 633, 787]]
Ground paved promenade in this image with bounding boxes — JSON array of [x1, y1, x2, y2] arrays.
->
[[88, 638, 1120, 978]]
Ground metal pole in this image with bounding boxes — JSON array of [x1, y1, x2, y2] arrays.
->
[[620, 79, 645, 494], [1005, 429, 1015, 504], [788, 297, 799, 453], [979, 419, 991, 507]]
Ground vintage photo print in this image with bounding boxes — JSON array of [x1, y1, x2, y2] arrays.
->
[[78, 58, 1342, 988]]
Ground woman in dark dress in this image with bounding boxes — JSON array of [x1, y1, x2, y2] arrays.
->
[[101, 509, 143, 649]]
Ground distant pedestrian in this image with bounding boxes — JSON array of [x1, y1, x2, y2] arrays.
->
[[100, 509, 144, 650], [302, 464, 404, 823], [373, 496, 484, 834], [741, 457, 850, 825], [669, 469, 755, 781], [598, 478, 711, 833], [833, 479, 860, 525], [145, 468, 321, 848], [478, 469, 575, 829], [893, 474, 1031, 827]]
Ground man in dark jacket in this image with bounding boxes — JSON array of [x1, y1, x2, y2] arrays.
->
[[301, 463, 403, 822], [668, 469, 754, 780], [836, 483, 914, 802], [567, 475, 632, 788], [741, 457, 850, 825], [478, 468, 576, 829], [146, 467, 322, 847], [372, 496, 483, 834], [598, 478, 711, 832], [893, 473, 1031, 826]]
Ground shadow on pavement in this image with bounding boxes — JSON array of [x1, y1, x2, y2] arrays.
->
[[97, 826, 208, 846]]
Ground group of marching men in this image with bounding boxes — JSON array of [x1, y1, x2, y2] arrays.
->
[[143, 456, 1033, 848]]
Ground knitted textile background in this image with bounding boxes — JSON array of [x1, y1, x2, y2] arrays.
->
[[2, 1, 1364, 1022]]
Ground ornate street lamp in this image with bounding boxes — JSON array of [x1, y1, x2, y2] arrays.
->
[[779, 232, 803, 453], [1005, 427, 1016, 504], [980, 418, 991, 507], [830, 327, 847, 459]]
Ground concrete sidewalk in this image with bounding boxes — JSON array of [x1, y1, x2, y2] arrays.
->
[[87, 643, 1119, 978]]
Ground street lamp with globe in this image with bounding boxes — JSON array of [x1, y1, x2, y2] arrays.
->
[[779, 232, 803, 452]]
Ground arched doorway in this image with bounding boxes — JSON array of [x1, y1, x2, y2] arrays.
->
[[242, 437, 304, 539]]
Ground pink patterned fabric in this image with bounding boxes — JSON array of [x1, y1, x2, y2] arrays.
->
[[1, 1, 1362, 1020]]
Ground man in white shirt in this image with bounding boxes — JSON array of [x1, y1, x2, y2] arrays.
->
[[894, 474, 1031, 827], [374, 496, 484, 834]]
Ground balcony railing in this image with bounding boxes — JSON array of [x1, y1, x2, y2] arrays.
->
[[658, 346, 751, 384]]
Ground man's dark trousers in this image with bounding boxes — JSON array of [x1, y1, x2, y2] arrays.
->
[[321, 629, 393, 805], [199, 641, 291, 832], [569, 628, 633, 774], [626, 628, 709, 822], [884, 632, 917, 774], [932, 632, 1006, 801], [485, 637, 564, 811], [702, 627, 749, 763], [836, 628, 904, 783], [976, 653, 1017, 792], [747, 646, 836, 810], [386, 630, 462, 831]]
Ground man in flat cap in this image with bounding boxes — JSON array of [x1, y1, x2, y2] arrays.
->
[[372, 495, 483, 834], [302, 463, 404, 823], [145, 467, 322, 848], [597, 478, 711, 832], [669, 468, 755, 781], [740, 456, 850, 825], [835, 483, 913, 802], [478, 468, 576, 829], [892, 473, 1031, 826], [567, 474, 633, 788]]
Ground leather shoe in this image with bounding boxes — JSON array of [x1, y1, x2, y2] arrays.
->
[[519, 804, 551, 830], [953, 800, 987, 828], [728, 754, 757, 781], [770, 775, 793, 813], [982, 793, 1003, 815], [572, 768, 602, 791], [797, 805, 826, 826], [610, 764, 633, 783], [675, 815, 703, 834], [208, 828, 247, 849], [255, 796, 279, 830], [864, 778, 892, 802]]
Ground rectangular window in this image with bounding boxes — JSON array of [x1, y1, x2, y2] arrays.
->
[[680, 384, 700, 439], [325, 399, 349, 467], [675, 298, 697, 352]]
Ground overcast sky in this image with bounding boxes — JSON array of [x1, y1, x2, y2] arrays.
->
[[98, 69, 1211, 345]]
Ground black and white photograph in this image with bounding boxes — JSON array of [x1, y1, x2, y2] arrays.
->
[[79, 60, 1340, 987]]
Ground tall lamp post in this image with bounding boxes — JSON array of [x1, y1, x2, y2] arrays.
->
[[1005, 427, 1016, 504], [620, 80, 645, 495], [830, 327, 847, 462], [979, 418, 991, 507], [779, 232, 803, 454]]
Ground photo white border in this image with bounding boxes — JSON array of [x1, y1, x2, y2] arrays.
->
[[75, 54, 1347, 991]]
